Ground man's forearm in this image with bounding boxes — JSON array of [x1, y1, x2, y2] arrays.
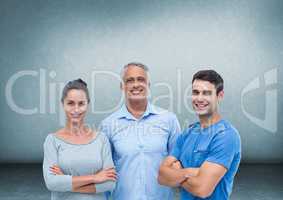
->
[[184, 168, 199, 177], [181, 175, 209, 198], [181, 161, 227, 199], [158, 165, 186, 187], [158, 166, 199, 187]]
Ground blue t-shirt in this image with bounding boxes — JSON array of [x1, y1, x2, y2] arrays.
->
[[171, 119, 241, 200]]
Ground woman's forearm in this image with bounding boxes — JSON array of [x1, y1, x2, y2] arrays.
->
[[72, 175, 95, 190], [50, 164, 116, 191], [73, 184, 96, 193]]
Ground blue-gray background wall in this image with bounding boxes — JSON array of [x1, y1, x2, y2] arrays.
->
[[0, 0, 282, 163]]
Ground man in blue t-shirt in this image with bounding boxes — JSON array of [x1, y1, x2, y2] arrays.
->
[[158, 69, 241, 200]]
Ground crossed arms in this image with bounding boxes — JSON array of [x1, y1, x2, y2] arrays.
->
[[43, 135, 116, 194], [47, 165, 116, 194], [158, 156, 227, 198]]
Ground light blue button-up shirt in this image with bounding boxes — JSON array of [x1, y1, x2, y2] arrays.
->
[[100, 103, 181, 200]]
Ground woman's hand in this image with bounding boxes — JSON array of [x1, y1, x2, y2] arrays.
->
[[49, 165, 64, 175], [93, 167, 117, 183], [49, 165, 117, 184]]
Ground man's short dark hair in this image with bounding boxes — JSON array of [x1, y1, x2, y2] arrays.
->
[[192, 70, 224, 95]]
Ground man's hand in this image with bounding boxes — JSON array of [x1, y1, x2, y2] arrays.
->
[[158, 156, 190, 187], [171, 160, 182, 170]]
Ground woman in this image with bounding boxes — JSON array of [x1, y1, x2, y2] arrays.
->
[[43, 79, 116, 200]]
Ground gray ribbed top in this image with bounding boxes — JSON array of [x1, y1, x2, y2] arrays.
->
[[43, 132, 115, 200]]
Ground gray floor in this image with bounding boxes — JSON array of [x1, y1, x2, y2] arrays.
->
[[0, 164, 282, 200]]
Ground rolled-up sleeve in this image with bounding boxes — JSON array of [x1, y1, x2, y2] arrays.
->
[[95, 133, 116, 193], [42, 134, 72, 192]]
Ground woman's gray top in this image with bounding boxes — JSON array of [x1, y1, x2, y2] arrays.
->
[[43, 132, 115, 200]]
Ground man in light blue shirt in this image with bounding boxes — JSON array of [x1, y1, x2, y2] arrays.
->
[[158, 70, 241, 200], [100, 62, 180, 200]]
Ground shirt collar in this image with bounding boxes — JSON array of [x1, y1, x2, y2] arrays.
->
[[116, 102, 159, 120], [191, 119, 227, 133]]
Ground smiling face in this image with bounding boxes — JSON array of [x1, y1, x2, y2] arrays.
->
[[63, 89, 88, 125], [121, 65, 150, 103], [191, 79, 223, 117]]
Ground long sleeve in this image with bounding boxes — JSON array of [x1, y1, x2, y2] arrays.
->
[[42, 134, 73, 192], [99, 120, 115, 158], [94, 133, 116, 193], [167, 114, 181, 153]]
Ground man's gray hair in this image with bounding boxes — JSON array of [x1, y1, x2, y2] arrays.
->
[[120, 62, 149, 80]]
